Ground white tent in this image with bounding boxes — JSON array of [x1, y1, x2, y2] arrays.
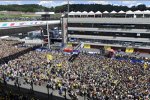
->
[[103, 11, 109, 14], [126, 10, 134, 14], [88, 11, 95, 15], [118, 10, 125, 14], [75, 11, 81, 15], [95, 11, 102, 14], [68, 11, 75, 15], [81, 11, 88, 15], [143, 10, 150, 14], [134, 10, 143, 14], [110, 11, 117, 14]]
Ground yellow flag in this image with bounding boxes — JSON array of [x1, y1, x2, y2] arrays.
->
[[125, 48, 134, 53], [57, 63, 62, 67], [144, 62, 148, 69], [47, 54, 53, 60]]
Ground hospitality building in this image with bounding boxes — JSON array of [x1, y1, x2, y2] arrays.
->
[[61, 10, 150, 53]]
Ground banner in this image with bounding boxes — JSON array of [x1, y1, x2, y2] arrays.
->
[[47, 54, 53, 60], [125, 48, 134, 53], [104, 46, 111, 50], [84, 44, 90, 48]]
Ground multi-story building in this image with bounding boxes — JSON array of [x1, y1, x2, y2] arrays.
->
[[61, 10, 150, 53]]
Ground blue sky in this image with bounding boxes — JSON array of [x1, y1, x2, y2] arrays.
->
[[0, 1, 150, 8]]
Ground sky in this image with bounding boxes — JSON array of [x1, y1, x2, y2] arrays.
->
[[0, 1, 150, 8]]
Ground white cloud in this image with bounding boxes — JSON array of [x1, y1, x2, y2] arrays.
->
[[38, 1, 75, 8], [38, 1, 54, 7], [121, 1, 144, 7], [88, 1, 110, 5], [0, 1, 22, 5]]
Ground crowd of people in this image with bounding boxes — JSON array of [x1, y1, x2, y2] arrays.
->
[[0, 46, 149, 100], [0, 39, 26, 59]]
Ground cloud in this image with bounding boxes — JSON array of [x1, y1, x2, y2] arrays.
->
[[0, 1, 22, 5], [38, 1, 75, 8], [121, 1, 144, 7], [88, 1, 110, 5]]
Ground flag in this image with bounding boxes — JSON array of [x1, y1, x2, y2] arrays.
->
[[144, 62, 148, 69], [57, 63, 62, 67], [47, 54, 53, 60]]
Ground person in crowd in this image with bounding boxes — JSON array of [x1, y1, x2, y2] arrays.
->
[[0, 40, 149, 100]]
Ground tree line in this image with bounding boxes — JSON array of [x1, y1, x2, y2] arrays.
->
[[0, 4, 149, 13]]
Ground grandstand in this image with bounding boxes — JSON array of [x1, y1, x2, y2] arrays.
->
[[62, 10, 150, 53]]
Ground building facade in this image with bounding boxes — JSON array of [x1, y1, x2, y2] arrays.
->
[[61, 11, 150, 53]]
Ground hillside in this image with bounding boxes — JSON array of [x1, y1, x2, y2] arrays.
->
[[0, 4, 149, 13]]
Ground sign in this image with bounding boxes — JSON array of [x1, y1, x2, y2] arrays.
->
[[125, 48, 134, 53], [84, 44, 90, 48], [47, 54, 53, 60]]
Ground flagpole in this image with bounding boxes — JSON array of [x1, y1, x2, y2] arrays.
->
[[47, 22, 50, 49]]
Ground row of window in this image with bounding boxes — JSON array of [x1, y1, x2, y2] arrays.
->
[[68, 23, 150, 29], [68, 31, 150, 38], [68, 38, 150, 47]]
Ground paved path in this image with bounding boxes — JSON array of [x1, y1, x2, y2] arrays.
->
[[7, 80, 85, 100]]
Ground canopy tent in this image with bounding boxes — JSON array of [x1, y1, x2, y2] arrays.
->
[[95, 11, 102, 17], [75, 11, 82, 15], [95, 11, 102, 14], [126, 10, 134, 14], [118, 10, 125, 14], [81, 11, 88, 17], [143, 10, 150, 14], [110, 11, 117, 14], [103, 11, 109, 14], [68, 11, 75, 15], [81, 11, 88, 15], [74, 11, 81, 17], [102, 11, 109, 17], [134, 10, 143, 14], [88, 11, 95, 15], [88, 11, 95, 17]]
